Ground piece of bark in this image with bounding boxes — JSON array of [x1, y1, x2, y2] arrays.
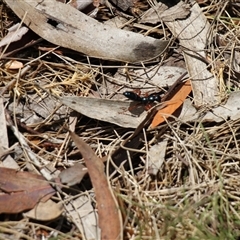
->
[[164, 1, 220, 106]]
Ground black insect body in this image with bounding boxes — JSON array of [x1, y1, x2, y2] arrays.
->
[[147, 93, 161, 103], [123, 91, 142, 102], [123, 91, 161, 105]]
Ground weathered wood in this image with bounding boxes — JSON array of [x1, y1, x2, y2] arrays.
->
[[164, 1, 220, 106]]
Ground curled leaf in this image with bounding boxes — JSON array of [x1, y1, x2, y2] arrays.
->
[[150, 80, 192, 128]]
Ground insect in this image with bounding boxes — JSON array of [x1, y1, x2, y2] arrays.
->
[[123, 91, 161, 105], [122, 91, 161, 114]]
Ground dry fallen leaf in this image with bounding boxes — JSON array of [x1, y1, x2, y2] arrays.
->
[[150, 80, 192, 128], [0, 98, 19, 169], [0, 23, 40, 58], [179, 90, 240, 123], [68, 0, 93, 10], [65, 194, 100, 239], [113, 66, 187, 90], [59, 162, 88, 186], [5, 60, 23, 70], [147, 140, 168, 175], [61, 67, 188, 129], [110, 0, 133, 11], [0, 167, 55, 214], [23, 199, 63, 221], [70, 131, 123, 240], [61, 96, 147, 128], [140, 1, 190, 24], [0, 23, 28, 49], [5, 0, 169, 63]]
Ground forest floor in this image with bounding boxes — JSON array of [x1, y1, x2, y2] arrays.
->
[[1, 0, 240, 239]]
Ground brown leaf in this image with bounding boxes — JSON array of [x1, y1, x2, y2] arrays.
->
[[0, 168, 55, 214], [150, 80, 192, 128], [70, 131, 122, 240]]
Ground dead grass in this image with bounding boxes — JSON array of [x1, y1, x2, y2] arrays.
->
[[113, 118, 240, 239], [1, 0, 240, 239]]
